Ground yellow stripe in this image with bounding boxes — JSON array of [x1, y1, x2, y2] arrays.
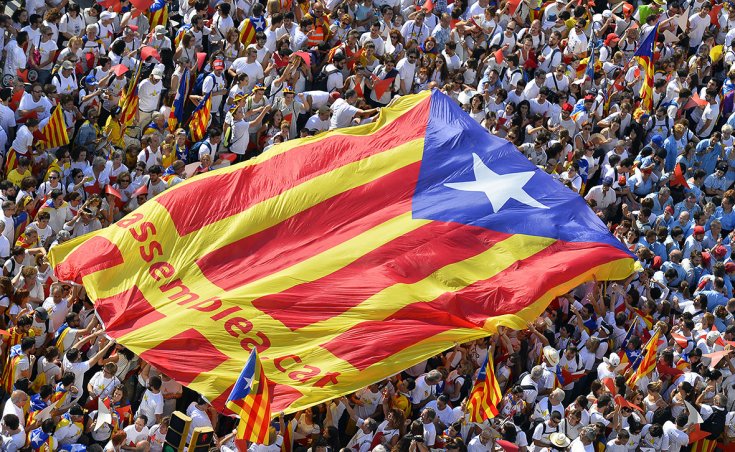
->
[[300, 234, 556, 335]]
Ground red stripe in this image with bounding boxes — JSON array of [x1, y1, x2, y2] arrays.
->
[[94, 286, 166, 338], [253, 221, 509, 330], [321, 240, 630, 370], [156, 97, 430, 236], [54, 235, 125, 283], [251, 220, 508, 331], [198, 162, 422, 295]]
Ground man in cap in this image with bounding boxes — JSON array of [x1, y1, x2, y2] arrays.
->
[[199, 59, 228, 122], [97, 11, 118, 48], [147, 25, 172, 52], [52, 61, 79, 96], [704, 161, 729, 199], [137, 68, 164, 132]]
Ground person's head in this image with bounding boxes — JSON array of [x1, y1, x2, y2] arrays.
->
[[134, 415, 148, 431], [420, 407, 436, 424], [148, 375, 162, 392], [103, 362, 118, 377]]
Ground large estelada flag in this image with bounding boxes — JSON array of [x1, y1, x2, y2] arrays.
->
[[47, 90, 637, 414]]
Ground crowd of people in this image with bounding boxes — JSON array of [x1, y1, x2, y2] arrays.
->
[[2, 0, 735, 449]]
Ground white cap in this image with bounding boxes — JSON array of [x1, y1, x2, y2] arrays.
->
[[100, 11, 117, 21], [151, 68, 164, 79], [604, 353, 621, 367]]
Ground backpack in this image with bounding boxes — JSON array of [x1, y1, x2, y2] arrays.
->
[[188, 140, 206, 164], [193, 72, 214, 96], [313, 66, 340, 92]]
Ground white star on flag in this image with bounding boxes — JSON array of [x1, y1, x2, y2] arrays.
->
[[445, 153, 549, 211]]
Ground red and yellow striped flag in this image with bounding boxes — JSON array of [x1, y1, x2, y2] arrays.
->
[[627, 328, 661, 388], [119, 63, 143, 129], [148, 0, 168, 28], [189, 92, 211, 142], [467, 352, 502, 422], [226, 349, 272, 445], [36, 106, 69, 150], [239, 18, 256, 47], [47, 91, 636, 414], [634, 22, 659, 113]]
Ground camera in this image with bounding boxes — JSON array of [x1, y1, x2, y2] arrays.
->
[[406, 436, 424, 442]]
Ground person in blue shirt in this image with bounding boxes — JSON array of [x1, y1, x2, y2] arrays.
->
[[646, 187, 674, 217], [695, 277, 729, 311], [714, 196, 735, 234], [704, 163, 729, 200], [661, 249, 687, 286], [639, 229, 667, 262], [627, 163, 658, 197], [674, 193, 702, 221], [655, 205, 676, 231], [694, 133, 723, 176]]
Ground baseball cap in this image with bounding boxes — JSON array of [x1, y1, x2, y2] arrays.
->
[[602, 176, 613, 186], [151, 68, 164, 80], [253, 83, 266, 91], [35, 307, 49, 321], [651, 134, 664, 147], [84, 74, 98, 86], [100, 11, 117, 21], [213, 59, 225, 70], [604, 33, 620, 46], [584, 94, 595, 102], [154, 25, 167, 35], [562, 102, 573, 112], [694, 225, 705, 235], [62, 60, 74, 70], [714, 245, 727, 259]]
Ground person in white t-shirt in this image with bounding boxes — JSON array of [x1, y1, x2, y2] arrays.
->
[[123, 415, 150, 449], [87, 362, 121, 402], [329, 90, 379, 130], [136, 376, 165, 429]]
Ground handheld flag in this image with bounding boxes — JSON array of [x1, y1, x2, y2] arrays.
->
[[169, 68, 190, 132], [148, 0, 169, 28], [633, 22, 659, 113], [627, 328, 661, 388], [467, 353, 502, 422], [239, 18, 257, 47], [372, 77, 395, 99], [48, 91, 636, 414], [119, 62, 143, 130], [226, 350, 272, 445], [189, 92, 212, 142], [36, 105, 70, 150]]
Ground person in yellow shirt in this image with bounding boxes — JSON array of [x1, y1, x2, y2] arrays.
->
[[7, 157, 32, 187], [104, 106, 125, 150]]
